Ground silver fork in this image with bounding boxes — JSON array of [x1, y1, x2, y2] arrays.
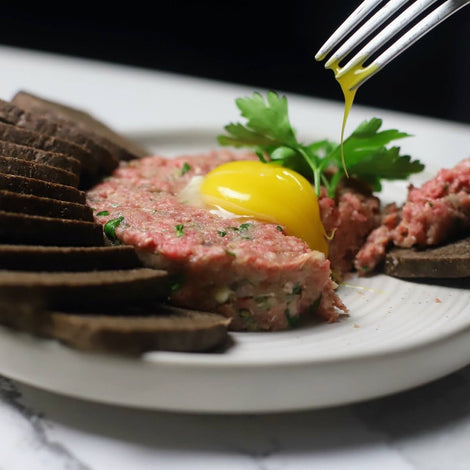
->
[[315, 0, 470, 90]]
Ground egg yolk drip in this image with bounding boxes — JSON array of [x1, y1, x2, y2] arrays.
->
[[200, 160, 328, 255], [326, 60, 379, 172]]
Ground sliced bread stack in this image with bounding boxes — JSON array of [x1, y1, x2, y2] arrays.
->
[[12, 90, 148, 163], [0, 91, 230, 354], [0, 125, 103, 246]]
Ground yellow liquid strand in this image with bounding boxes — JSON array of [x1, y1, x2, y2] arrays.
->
[[326, 61, 379, 174]]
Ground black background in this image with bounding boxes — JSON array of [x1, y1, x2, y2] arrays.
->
[[1, 1, 469, 123]]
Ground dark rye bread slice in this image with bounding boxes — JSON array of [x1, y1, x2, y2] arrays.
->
[[0, 245, 142, 271], [0, 303, 230, 354], [0, 173, 85, 203], [0, 211, 103, 246], [0, 139, 81, 175], [0, 100, 118, 173], [385, 235, 470, 278], [0, 121, 97, 176], [0, 268, 169, 310], [0, 190, 93, 221], [0, 155, 79, 187], [12, 90, 148, 161]]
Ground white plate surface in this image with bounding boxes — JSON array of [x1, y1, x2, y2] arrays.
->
[[0, 46, 470, 413]]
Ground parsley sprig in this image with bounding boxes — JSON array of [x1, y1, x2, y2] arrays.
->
[[217, 91, 425, 197]]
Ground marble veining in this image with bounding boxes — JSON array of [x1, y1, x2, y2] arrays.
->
[[0, 375, 420, 470], [354, 367, 470, 470], [5, 366, 470, 469], [5, 362, 470, 469], [0, 377, 92, 470]]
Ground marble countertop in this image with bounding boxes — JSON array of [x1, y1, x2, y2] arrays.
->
[[2, 367, 470, 470]]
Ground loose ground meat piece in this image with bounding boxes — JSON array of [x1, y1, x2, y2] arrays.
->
[[355, 156, 470, 274], [394, 157, 470, 247], [87, 150, 347, 331], [319, 180, 381, 278], [354, 203, 400, 274]]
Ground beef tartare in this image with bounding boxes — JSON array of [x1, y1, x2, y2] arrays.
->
[[87, 150, 352, 331], [355, 156, 470, 273], [320, 179, 381, 277]]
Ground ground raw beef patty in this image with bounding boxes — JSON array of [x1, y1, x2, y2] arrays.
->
[[87, 150, 347, 331]]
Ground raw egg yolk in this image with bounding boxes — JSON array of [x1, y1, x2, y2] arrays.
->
[[200, 160, 328, 255]]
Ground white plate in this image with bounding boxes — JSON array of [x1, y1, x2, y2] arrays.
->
[[1, 46, 470, 413]]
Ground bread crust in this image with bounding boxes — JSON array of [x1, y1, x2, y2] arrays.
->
[[385, 235, 470, 278]]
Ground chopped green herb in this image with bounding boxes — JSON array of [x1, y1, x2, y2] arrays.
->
[[254, 295, 272, 310], [217, 230, 227, 237], [225, 250, 237, 257], [238, 308, 257, 331], [292, 283, 302, 295], [238, 308, 251, 320], [104, 216, 124, 242], [218, 91, 425, 197], [238, 308, 258, 330], [181, 162, 191, 175], [276, 225, 283, 232], [175, 224, 185, 237], [168, 274, 184, 295], [170, 281, 182, 292], [310, 294, 322, 313], [96, 210, 109, 216], [285, 309, 300, 328], [226, 223, 252, 234]]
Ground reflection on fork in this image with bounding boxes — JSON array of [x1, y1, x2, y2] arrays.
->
[[315, 0, 470, 92]]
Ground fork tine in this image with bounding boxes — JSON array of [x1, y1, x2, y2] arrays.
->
[[360, 0, 470, 84], [324, 0, 423, 69], [315, 0, 384, 61], [337, 0, 470, 88], [335, 0, 439, 75]]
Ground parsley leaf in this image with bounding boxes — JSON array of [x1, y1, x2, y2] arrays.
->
[[285, 309, 300, 328], [342, 146, 425, 191], [181, 162, 191, 175], [104, 216, 124, 243], [235, 92, 298, 146], [175, 224, 185, 237], [326, 117, 423, 192], [217, 92, 424, 197]]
